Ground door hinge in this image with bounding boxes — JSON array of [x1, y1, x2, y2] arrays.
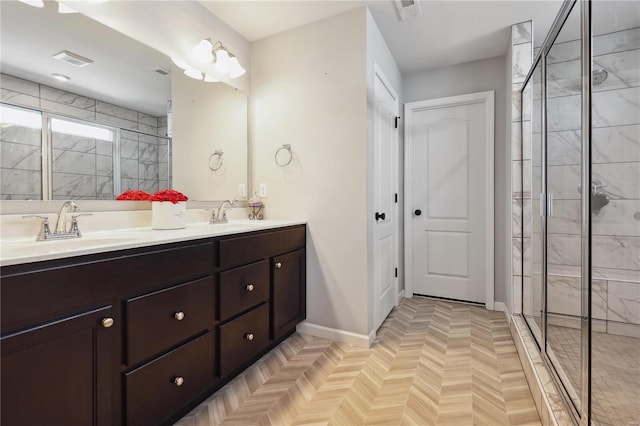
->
[[395, 268, 398, 278], [394, 116, 400, 128], [394, 193, 398, 203]]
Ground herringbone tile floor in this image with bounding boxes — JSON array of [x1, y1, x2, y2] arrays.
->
[[175, 297, 541, 425]]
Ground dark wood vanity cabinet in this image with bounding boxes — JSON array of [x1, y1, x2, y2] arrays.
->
[[0, 224, 305, 425]]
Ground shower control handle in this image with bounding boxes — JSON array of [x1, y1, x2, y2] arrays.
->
[[414, 209, 422, 216]]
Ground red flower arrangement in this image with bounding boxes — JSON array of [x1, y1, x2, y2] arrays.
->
[[148, 189, 189, 204], [116, 190, 151, 201]]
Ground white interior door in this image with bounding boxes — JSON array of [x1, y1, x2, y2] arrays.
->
[[372, 68, 398, 330], [406, 92, 494, 305]]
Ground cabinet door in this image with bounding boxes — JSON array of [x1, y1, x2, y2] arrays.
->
[[272, 249, 306, 340], [1, 306, 114, 426]]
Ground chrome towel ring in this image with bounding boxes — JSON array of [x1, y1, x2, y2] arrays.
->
[[208, 150, 224, 171], [275, 144, 292, 167]]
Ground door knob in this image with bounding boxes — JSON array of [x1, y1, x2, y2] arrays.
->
[[101, 318, 114, 328], [173, 376, 184, 386], [173, 311, 185, 321], [375, 212, 386, 221], [275, 262, 282, 269], [414, 209, 422, 216], [245, 284, 255, 291], [245, 333, 254, 341]]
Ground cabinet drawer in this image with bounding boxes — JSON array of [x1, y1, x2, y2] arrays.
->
[[219, 303, 269, 377], [125, 332, 214, 426], [219, 260, 269, 321], [218, 226, 305, 268], [126, 277, 214, 366]]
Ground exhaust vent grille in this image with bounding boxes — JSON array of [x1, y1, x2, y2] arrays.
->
[[52, 50, 93, 68], [154, 68, 171, 76]]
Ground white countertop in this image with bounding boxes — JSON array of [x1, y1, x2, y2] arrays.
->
[[0, 219, 306, 267]]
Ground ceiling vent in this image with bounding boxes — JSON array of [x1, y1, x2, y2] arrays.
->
[[154, 68, 171, 77], [52, 50, 93, 68], [395, 0, 422, 21]]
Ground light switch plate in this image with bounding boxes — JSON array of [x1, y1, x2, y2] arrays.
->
[[238, 183, 246, 199], [259, 183, 268, 198]]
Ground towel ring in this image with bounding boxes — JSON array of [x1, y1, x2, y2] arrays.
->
[[208, 150, 224, 171], [275, 144, 292, 167]]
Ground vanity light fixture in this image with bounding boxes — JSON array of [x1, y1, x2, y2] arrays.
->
[[193, 38, 246, 79], [51, 73, 71, 82]]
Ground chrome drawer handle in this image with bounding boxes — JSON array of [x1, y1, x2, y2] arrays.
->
[[245, 284, 255, 291], [173, 311, 185, 321], [245, 333, 254, 341], [173, 376, 184, 386], [101, 318, 114, 328], [275, 262, 282, 269]]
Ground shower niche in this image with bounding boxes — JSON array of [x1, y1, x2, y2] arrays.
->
[[519, 0, 640, 424]]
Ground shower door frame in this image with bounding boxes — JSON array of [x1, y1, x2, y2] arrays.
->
[[519, 0, 592, 423]]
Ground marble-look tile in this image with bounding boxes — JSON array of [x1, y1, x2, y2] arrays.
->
[[512, 122, 522, 160], [513, 274, 523, 314], [158, 144, 169, 163], [138, 123, 157, 135], [120, 158, 139, 179], [97, 176, 113, 200], [512, 21, 532, 45], [531, 164, 542, 201], [593, 86, 640, 128], [96, 155, 113, 177], [120, 139, 139, 160], [546, 94, 580, 133], [546, 275, 607, 319], [594, 50, 640, 92], [521, 83, 532, 122], [157, 126, 168, 138], [531, 132, 541, 167], [158, 162, 169, 181], [547, 130, 581, 166], [96, 113, 137, 131], [139, 142, 158, 162], [547, 233, 581, 267], [513, 237, 523, 276], [120, 129, 138, 142], [593, 27, 640, 58], [0, 142, 41, 170], [547, 39, 580, 65], [523, 236, 532, 277], [522, 199, 532, 238], [40, 85, 96, 110], [547, 200, 581, 235], [42, 99, 95, 121], [593, 125, 640, 164], [607, 280, 640, 324], [546, 60, 581, 100], [96, 141, 113, 156], [592, 200, 640, 237], [139, 133, 159, 145], [51, 172, 96, 198], [0, 126, 41, 146], [512, 88, 522, 121], [1, 88, 40, 109], [593, 235, 640, 271], [513, 42, 533, 84], [158, 116, 168, 128], [0, 73, 39, 96], [546, 164, 581, 200], [0, 168, 41, 198], [513, 199, 523, 238], [606, 320, 640, 338], [51, 149, 95, 175], [593, 162, 640, 200], [139, 162, 158, 180], [137, 112, 158, 128], [158, 180, 169, 191], [139, 179, 158, 194], [52, 134, 96, 153], [120, 177, 139, 191], [96, 101, 137, 122], [513, 160, 531, 198]]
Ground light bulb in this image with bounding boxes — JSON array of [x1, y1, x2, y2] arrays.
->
[[204, 74, 220, 83], [214, 49, 230, 74], [184, 67, 203, 80], [171, 57, 188, 70], [193, 39, 213, 63], [228, 57, 246, 79], [52, 73, 71, 82]]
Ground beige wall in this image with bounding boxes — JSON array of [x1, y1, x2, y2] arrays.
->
[[172, 68, 248, 201], [250, 8, 369, 336]]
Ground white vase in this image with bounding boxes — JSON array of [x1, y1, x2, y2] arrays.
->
[[151, 201, 186, 230]]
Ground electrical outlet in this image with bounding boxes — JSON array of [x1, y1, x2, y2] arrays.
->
[[238, 183, 246, 199], [259, 183, 268, 198]]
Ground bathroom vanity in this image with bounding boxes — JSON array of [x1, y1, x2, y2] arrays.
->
[[0, 223, 306, 425]]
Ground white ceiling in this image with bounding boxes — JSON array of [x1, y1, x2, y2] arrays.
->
[[201, 0, 564, 73]]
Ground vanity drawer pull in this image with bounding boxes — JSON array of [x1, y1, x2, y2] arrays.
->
[[172, 376, 185, 387], [101, 317, 114, 328], [173, 311, 185, 321], [275, 262, 282, 269], [245, 284, 255, 291], [245, 333, 254, 341]]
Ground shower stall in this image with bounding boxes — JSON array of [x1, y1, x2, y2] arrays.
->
[[519, 0, 639, 424]]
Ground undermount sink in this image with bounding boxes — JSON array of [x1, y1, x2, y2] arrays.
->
[[1, 234, 146, 258]]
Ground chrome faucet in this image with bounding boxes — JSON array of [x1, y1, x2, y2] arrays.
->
[[212, 200, 234, 224], [55, 200, 79, 234]]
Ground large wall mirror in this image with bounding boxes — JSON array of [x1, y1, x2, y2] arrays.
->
[[0, 0, 247, 203]]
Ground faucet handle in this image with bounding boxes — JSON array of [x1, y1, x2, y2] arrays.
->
[[70, 213, 93, 219], [69, 213, 92, 235], [22, 215, 49, 222], [22, 215, 51, 241]]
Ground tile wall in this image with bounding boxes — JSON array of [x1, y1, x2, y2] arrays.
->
[[0, 73, 170, 200]]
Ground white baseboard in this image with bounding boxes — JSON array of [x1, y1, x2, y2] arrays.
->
[[296, 321, 373, 348], [494, 302, 507, 313]]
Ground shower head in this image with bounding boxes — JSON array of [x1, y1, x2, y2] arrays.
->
[[593, 69, 608, 85]]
